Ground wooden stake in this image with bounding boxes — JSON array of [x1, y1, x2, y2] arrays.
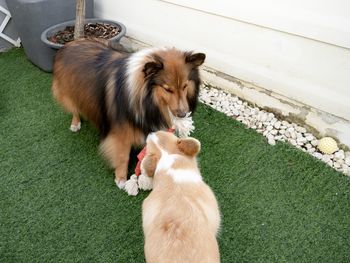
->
[[74, 0, 85, 40]]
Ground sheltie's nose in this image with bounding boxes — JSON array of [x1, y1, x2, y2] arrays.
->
[[176, 110, 187, 118]]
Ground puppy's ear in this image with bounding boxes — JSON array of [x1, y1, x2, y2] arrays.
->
[[177, 138, 201, 157], [185, 52, 206, 67], [141, 155, 158, 177], [143, 58, 163, 78]]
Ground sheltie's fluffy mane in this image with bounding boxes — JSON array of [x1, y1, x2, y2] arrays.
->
[[102, 45, 203, 137]]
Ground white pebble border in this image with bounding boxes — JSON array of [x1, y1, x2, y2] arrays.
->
[[199, 85, 350, 176]]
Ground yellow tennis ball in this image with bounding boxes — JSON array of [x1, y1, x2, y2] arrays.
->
[[318, 137, 338, 154]]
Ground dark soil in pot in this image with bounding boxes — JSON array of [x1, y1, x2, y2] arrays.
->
[[48, 23, 120, 45]]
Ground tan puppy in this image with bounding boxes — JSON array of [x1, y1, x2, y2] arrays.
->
[[142, 131, 221, 263]]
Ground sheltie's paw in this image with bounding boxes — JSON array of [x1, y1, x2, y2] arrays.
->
[[115, 178, 126, 189], [70, 122, 81, 132]]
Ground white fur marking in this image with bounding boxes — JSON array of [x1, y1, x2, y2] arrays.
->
[[70, 122, 81, 132], [126, 47, 169, 122], [155, 152, 177, 174], [147, 132, 159, 145], [126, 47, 168, 74], [147, 132, 177, 173], [115, 179, 126, 189], [126, 47, 168, 94], [169, 168, 202, 183]]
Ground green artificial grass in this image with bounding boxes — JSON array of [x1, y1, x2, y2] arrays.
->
[[1, 48, 350, 263]]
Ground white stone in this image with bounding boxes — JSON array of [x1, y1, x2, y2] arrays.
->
[[322, 155, 331, 163], [333, 162, 341, 169], [311, 140, 319, 147], [267, 134, 275, 141], [221, 100, 230, 108], [260, 113, 268, 122], [341, 164, 349, 173], [267, 113, 274, 121], [235, 104, 242, 110], [244, 109, 251, 116], [231, 109, 240, 116], [305, 134, 314, 141], [313, 152, 323, 159], [290, 131, 297, 139], [270, 130, 278, 135], [268, 138, 276, 145], [266, 125, 273, 131], [305, 143, 312, 149], [270, 118, 277, 126], [281, 121, 289, 126], [307, 148, 316, 153], [289, 139, 297, 146], [296, 126, 307, 133], [274, 121, 281, 129], [334, 150, 345, 160], [345, 157, 350, 166], [297, 137, 307, 144], [336, 159, 344, 165]]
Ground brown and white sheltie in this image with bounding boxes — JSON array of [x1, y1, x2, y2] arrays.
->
[[141, 131, 221, 263], [52, 39, 205, 188]]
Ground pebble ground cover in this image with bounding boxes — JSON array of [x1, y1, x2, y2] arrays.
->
[[200, 86, 350, 177]]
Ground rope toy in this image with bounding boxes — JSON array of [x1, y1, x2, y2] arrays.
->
[[124, 113, 194, 195]]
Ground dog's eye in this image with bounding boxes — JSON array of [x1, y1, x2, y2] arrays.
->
[[163, 86, 173, 93], [183, 84, 188, 90]]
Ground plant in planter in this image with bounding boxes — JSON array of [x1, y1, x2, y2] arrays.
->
[[41, 0, 126, 52]]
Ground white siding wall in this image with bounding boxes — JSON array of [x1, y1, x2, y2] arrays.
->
[[95, 0, 350, 145]]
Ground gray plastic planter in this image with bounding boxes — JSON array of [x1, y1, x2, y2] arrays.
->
[[41, 18, 126, 50], [6, 0, 93, 72]]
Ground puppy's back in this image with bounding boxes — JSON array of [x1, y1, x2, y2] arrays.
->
[[143, 176, 220, 263]]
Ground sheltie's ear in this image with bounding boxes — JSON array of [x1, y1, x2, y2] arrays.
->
[[185, 52, 206, 67], [177, 138, 201, 157], [143, 59, 163, 78]]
